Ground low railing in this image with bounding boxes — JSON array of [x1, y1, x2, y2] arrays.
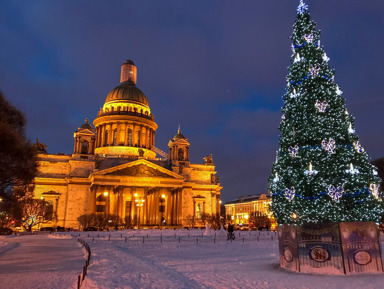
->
[[77, 238, 91, 289]]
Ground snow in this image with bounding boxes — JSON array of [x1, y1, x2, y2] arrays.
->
[[0, 235, 84, 289], [1, 230, 384, 289]]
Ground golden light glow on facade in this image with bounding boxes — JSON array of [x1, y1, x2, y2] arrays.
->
[[32, 59, 222, 229], [225, 194, 276, 229]]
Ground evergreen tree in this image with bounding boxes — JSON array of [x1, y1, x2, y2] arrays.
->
[[269, 1, 383, 225], [0, 90, 37, 200]]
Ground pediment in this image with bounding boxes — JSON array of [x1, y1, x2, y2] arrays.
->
[[76, 128, 96, 135], [168, 138, 190, 146], [93, 159, 183, 179]]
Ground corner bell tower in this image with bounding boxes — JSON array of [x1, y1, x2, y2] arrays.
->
[[168, 126, 190, 165]]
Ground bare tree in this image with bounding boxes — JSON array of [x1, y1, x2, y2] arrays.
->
[[124, 216, 136, 229], [77, 213, 122, 230], [18, 192, 47, 231], [78, 213, 98, 230], [185, 214, 196, 229]]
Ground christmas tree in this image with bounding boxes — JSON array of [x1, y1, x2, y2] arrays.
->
[[269, 1, 383, 225]]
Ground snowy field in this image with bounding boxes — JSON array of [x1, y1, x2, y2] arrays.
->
[[62, 229, 384, 289], [1, 229, 384, 289], [0, 234, 84, 289]]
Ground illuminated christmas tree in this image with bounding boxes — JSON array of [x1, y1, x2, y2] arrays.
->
[[269, 1, 383, 225]]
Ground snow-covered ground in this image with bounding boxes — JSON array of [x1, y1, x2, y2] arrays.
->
[[64, 229, 384, 289], [0, 235, 85, 289], [1, 229, 384, 289]]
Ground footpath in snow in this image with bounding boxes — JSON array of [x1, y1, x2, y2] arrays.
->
[[0, 234, 85, 289], [64, 229, 384, 289]]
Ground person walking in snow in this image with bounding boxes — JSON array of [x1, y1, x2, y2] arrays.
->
[[227, 223, 235, 240]]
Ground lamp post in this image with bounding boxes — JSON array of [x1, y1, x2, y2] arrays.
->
[[135, 198, 144, 229]]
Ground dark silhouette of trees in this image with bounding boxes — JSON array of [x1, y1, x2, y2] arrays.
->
[[0, 91, 37, 200], [0, 91, 38, 228]]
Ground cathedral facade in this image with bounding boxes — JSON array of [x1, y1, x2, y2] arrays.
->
[[33, 60, 222, 229]]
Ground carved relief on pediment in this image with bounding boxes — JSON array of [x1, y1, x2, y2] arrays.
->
[[107, 164, 172, 178]]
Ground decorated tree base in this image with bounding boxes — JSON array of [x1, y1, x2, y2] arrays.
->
[[278, 222, 383, 275]]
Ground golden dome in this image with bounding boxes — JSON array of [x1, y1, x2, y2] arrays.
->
[[105, 80, 148, 106]]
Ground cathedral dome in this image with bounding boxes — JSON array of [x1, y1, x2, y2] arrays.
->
[[173, 127, 186, 140], [105, 80, 148, 106]]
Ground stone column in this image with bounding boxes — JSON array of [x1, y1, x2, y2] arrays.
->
[[73, 137, 77, 154], [133, 124, 137, 146], [90, 186, 96, 213], [101, 125, 105, 147]]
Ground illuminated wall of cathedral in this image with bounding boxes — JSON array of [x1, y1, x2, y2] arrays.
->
[[33, 60, 222, 229]]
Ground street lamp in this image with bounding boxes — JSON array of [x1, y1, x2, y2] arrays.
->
[[135, 198, 145, 229]]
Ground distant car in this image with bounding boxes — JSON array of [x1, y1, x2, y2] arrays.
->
[[39, 227, 55, 232], [0, 227, 14, 235], [84, 227, 98, 231]]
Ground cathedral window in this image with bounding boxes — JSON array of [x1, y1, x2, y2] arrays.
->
[[104, 130, 109, 146], [178, 148, 184, 160], [127, 129, 133, 146], [81, 141, 89, 154], [44, 200, 54, 221], [96, 194, 107, 213], [196, 203, 203, 219]]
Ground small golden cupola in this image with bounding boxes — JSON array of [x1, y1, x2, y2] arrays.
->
[[168, 126, 190, 164], [73, 118, 96, 155], [93, 60, 158, 158]]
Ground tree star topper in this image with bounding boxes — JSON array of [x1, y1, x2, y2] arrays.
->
[[297, 0, 308, 14]]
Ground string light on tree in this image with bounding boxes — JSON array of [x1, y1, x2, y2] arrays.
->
[[304, 163, 318, 176], [345, 163, 359, 175], [290, 88, 300, 98], [322, 52, 330, 62], [348, 123, 355, 134], [294, 53, 302, 63], [268, 0, 383, 225], [336, 85, 343, 95], [273, 172, 280, 183]]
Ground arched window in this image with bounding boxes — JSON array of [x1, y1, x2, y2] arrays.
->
[[127, 129, 133, 146], [96, 194, 107, 213], [178, 148, 184, 160], [81, 141, 89, 154], [196, 203, 203, 219], [113, 129, 117, 146], [44, 200, 54, 221], [104, 130, 109, 146]]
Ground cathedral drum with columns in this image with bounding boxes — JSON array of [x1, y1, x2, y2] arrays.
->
[[33, 60, 222, 229]]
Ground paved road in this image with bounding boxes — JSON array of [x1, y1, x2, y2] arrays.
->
[[0, 235, 85, 289]]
